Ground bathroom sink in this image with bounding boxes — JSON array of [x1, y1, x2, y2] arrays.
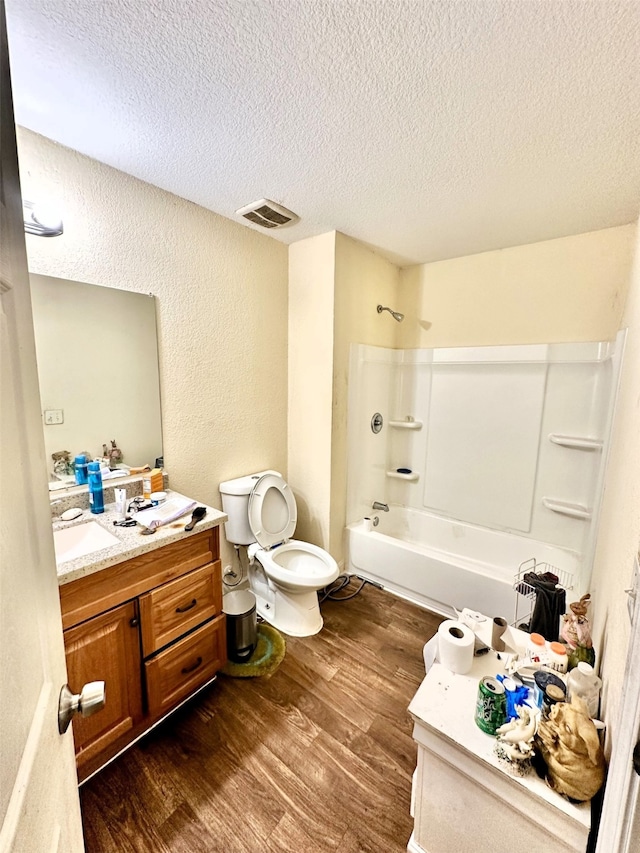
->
[[53, 521, 120, 563]]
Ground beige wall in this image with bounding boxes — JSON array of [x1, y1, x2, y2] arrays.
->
[[289, 225, 636, 567], [288, 231, 400, 562], [398, 225, 635, 347], [17, 128, 289, 570], [589, 219, 640, 751], [288, 232, 336, 548], [332, 233, 400, 557]]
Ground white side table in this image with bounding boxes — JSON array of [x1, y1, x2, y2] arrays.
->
[[408, 651, 591, 853]]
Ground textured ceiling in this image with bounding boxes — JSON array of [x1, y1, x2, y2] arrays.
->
[[5, 0, 640, 265]]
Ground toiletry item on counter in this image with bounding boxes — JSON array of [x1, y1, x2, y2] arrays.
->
[[74, 454, 89, 485], [61, 507, 83, 521], [184, 506, 207, 531], [437, 619, 475, 675], [527, 632, 546, 660], [533, 670, 566, 716], [142, 474, 151, 501], [150, 467, 163, 493], [87, 461, 105, 514], [547, 641, 568, 673], [567, 662, 601, 719], [150, 491, 167, 505], [114, 488, 127, 522]]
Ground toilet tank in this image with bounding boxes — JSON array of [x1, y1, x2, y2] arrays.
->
[[219, 470, 281, 545]]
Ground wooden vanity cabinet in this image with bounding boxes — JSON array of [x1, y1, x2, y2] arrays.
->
[[64, 600, 143, 769], [59, 527, 226, 782]]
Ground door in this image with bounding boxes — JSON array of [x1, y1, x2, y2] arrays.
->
[[0, 2, 84, 850], [595, 560, 640, 852]]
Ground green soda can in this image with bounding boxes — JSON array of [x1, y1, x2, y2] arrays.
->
[[475, 676, 507, 735]]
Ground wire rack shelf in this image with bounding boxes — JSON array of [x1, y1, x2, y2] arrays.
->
[[512, 557, 574, 630]]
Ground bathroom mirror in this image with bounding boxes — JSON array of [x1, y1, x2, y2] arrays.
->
[[30, 274, 163, 490]]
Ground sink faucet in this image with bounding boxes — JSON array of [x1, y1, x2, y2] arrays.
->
[[372, 501, 389, 512]]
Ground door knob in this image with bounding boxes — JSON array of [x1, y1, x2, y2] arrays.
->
[[633, 741, 640, 777], [58, 681, 106, 734]]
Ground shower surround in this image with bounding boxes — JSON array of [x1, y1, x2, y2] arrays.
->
[[345, 338, 624, 619]]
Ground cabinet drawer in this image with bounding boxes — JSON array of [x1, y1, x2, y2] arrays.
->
[[145, 615, 226, 717], [139, 561, 222, 657]]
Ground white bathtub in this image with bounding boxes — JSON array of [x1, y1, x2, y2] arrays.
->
[[346, 508, 579, 620]]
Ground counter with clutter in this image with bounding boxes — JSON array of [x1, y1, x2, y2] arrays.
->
[[407, 603, 601, 853]]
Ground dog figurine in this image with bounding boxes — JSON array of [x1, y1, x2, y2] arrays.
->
[[536, 694, 605, 801]]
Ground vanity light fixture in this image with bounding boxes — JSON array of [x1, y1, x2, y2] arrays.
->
[[23, 199, 64, 237]]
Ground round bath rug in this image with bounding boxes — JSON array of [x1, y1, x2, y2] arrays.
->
[[221, 624, 286, 678]]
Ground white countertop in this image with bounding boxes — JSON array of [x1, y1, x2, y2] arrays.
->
[[54, 490, 227, 586], [408, 649, 591, 830]]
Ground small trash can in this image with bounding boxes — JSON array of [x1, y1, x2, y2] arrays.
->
[[223, 589, 257, 662]]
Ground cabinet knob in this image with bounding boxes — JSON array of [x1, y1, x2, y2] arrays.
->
[[58, 681, 106, 734], [129, 617, 140, 627]]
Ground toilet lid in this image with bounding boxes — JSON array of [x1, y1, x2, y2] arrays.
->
[[248, 473, 297, 549]]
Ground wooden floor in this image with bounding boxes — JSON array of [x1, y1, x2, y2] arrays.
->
[[80, 584, 443, 853]]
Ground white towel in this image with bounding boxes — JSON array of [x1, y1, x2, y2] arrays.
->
[[134, 497, 196, 531], [101, 468, 128, 479]]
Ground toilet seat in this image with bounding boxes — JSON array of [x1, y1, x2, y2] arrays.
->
[[248, 473, 297, 549], [255, 539, 339, 590]]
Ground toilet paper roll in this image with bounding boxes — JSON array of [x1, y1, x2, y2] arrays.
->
[[438, 620, 475, 675]]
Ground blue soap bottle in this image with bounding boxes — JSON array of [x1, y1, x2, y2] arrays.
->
[[87, 461, 105, 514], [74, 454, 89, 486]]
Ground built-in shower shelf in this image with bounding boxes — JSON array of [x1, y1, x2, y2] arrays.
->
[[389, 419, 423, 430], [386, 470, 420, 481], [542, 497, 592, 520], [549, 433, 603, 451]]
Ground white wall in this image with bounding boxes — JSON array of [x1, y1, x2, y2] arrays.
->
[[17, 128, 289, 569]]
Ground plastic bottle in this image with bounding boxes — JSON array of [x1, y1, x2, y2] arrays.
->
[[142, 474, 152, 501], [528, 632, 546, 662], [88, 461, 105, 514], [548, 641, 569, 674], [567, 662, 602, 718], [74, 454, 89, 486]]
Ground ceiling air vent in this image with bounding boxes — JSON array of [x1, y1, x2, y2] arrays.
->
[[235, 199, 299, 229]]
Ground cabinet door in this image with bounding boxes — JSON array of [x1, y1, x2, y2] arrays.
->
[[64, 600, 143, 771]]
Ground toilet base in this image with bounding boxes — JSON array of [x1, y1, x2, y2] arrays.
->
[[256, 588, 324, 637]]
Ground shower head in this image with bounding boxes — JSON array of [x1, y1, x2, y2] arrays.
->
[[377, 305, 404, 322]]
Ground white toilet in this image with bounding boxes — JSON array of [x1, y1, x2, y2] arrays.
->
[[219, 470, 339, 637]]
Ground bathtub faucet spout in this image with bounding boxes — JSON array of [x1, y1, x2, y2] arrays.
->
[[372, 501, 389, 512]]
